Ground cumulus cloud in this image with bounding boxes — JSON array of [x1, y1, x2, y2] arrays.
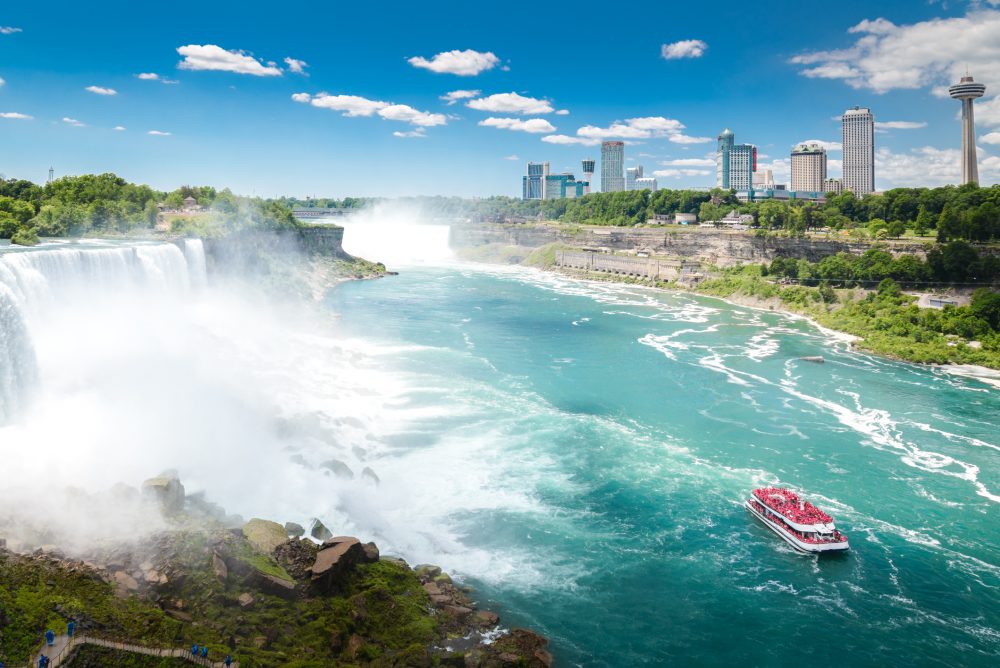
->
[[479, 117, 556, 133], [789, 8, 1000, 100], [870, 144, 1000, 187], [113, 126, 126, 131], [981, 131, 1000, 145], [147, 130, 171, 136], [541, 134, 601, 146], [177, 44, 283, 76], [440, 89, 480, 105], [874, 120, 927, 130], [137, 72, 159, 80], [555, 109, 570, 115], [504, 154, 519, 160], [0, 112, 32, 119], [797, 139, 843, 151], [661, 39, 708, 60], [668, 134, 712, 144], [659, 157, 715, 167], [466, 92, 553, 114], [393, 128, 427, 138], [0, 27, 22, 35], [293, 93, 445, 126], [0, 77, 4, 87], [62, 117, 85, 127], [284, 57, 308, 74], [85, 85, 117, 96], [408, 49, 500, 76], [653, 168, 712, 178]]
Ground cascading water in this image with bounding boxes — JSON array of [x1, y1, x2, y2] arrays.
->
[[183, 238, 208, 288], [0, 280, 37, 423]]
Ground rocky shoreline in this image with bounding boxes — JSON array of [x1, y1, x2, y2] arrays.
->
[[0, 471, 551, 667]]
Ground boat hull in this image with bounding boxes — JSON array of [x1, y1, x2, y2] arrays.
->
[[745, 500, 849, 554]]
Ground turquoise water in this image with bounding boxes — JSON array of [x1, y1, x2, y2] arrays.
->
[[326, 263, 1000, 667]]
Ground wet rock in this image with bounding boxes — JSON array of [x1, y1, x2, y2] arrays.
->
[[311, 536, 377, 593], [361, 542, 379, 562], [141, 470, 185, 515], [380, 556, 409, 569], [361, 467, 380, 485], [474, 611, 500, 627], [237, 593, 254, 608], [242, 518, 289, 555], [310, 518, 333, 542], [285, 522, 305, 538], [414, 564, 441, 580], [251, 571, 297, 599], [322, 458, 355, 479], [422, 581, 442, 596], [114, 571, 139, 594], [444, 604, 472, 618]]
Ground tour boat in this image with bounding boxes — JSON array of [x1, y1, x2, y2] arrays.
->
[[745, 487, 849, 554]]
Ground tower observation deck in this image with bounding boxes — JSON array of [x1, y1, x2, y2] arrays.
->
[[949, 75, 987, 185]]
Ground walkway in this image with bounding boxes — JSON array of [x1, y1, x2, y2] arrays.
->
[[26, 634, 238, 668]]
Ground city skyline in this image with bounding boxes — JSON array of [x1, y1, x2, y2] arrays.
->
[[2, 1, 1000, 197]]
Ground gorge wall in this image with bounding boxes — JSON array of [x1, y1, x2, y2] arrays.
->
[[450, 223, 931, 267]]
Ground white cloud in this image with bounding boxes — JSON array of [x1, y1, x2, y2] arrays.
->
[[408, 49, 500, 76], [378, 104, 447, 127], [467, 92, 553, 114], [0, 112, 32, 119], [790, 9, 1000, 97], [0, 27, 21, 35], [147, 130, 171, 136], [541, 134, 601, 146], [113, 126, 126, 131], [653, 168, 712, 178], [85, 85, 117, 96], [868, 145, 1000, 187], [177, 44, 283, 76], [0, 77, 4, 87], [975, 93, 1000, 127], [440, 89, 480, 105], [479, 117, 556, 133], [577, 116, 686, 140], [504, 154, 519, 160], [981, 131, 1000, 145], [874, 120, 927, 130], [668, 134, 712, 144], [659, 157, 715, 167], [137, 72, 159, 80], [661, 39, 707, 60], [62, 117, 85, 127], [555, 109, 569, 115], [393, 128, 426, 138], [797, 139, 842, 151], [294, 93, 445, 127], [758, 157, 791, 183], [284, 57, 308, 74]]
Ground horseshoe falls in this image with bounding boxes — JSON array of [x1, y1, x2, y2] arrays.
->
[[2, 237, 999, 666]]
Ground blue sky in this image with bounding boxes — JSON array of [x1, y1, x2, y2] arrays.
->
[[2, 0, 1000, 197]]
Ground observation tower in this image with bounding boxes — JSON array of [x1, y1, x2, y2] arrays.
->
[[949, 75, 986, 185]]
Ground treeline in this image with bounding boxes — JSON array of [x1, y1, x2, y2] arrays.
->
[[765, 242, 1000, 287], [0, 174, 298, 244]]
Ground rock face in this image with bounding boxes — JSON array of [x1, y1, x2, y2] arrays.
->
[[141, 471, 185, 515], [310, 536, 378, 593], [321, 458, 354, 479], [212, 551, 228, 583], [242, 518, 289, 555], [310, 518, 333, 542], [284, 522, 305, 538]]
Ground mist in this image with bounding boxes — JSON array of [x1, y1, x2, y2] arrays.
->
[[338, 201, 455, 267]]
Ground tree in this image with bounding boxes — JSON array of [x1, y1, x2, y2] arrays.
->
[[937, 205, 961, 242], [914, 206, 934, 237], [970, 289, 1000, 330], [886, 220, 906, 238]]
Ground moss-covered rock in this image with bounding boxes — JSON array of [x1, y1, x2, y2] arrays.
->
[[241, 519, 288, 556]]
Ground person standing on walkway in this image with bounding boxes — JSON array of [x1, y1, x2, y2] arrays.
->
[[201, 646, 208, 659], [45, 630, 55, 646], [192, 644, 199, 656], [225, 655, 232, 666], [67, 621, 75, 638]]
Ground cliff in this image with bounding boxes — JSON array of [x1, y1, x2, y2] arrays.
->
[[450, 223, 931, 267]]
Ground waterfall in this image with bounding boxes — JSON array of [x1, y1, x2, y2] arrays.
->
[[0, 241, 203, 423]]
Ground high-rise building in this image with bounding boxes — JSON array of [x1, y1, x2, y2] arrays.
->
[[842, 107, 874, 195], [752, 169, 774, 189], [522, 162, 550, 200], [545, 173, 587, 199], [601, 141, 625, 192], [716, 128, 735, 188], [626, 165, 644, 191], [635, 176, 658, 192], [790, 143, 827, 192], [949, 75, 987, 185], [717, 129, 755, 190], [581, 158, 595, 194]]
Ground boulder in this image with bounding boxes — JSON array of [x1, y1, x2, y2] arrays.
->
[[212, 551, 228, 583], [285, 522, 305, 538], [361, 542, 379, 562], [242, 518, 289, 555], [310, 518, 333, 542], [141, 471, 185, 515], [474, 611, 500, 627], [321, 459, 355, 479], [361, 467, 380, 485], [238, 592, 254, 608], [414, 564, 442, 581], [311, 536, 376, 593], [252, 572, 297, 598]]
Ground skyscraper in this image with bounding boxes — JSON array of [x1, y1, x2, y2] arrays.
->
[[635, 176, 658, 192], [716, 128, 735, 188], [522, 162, 549, 200], [581, 158, 595, 194], [949, 75, 987, 185], [842, 107, 874, 195], [626, 165, 644, 191], [790, 144, 827, 192], [601, 141, 625, 193]]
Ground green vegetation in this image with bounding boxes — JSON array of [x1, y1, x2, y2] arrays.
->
[[523, 242, 567, 268], [0, 173, 299, 242]]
